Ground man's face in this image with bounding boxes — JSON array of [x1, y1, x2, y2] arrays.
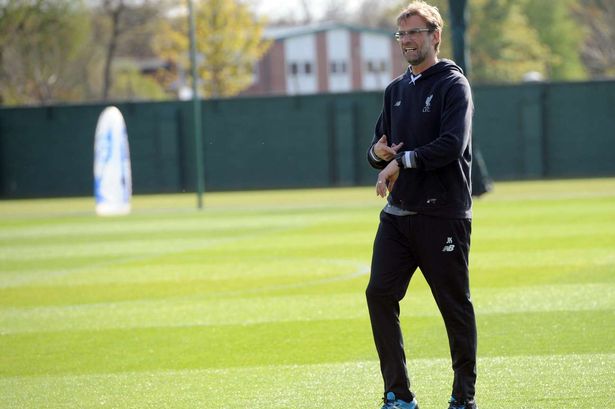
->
[[397, 15, 439, 66]]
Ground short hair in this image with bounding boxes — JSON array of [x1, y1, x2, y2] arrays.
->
[[396, 1, 444, 53]]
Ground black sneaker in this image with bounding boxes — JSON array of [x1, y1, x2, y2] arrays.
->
[[448, 396, 477, 409]]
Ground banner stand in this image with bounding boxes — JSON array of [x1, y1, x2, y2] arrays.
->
[[93, 106, 132, 216]]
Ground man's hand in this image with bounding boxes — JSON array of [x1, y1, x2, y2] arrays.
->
[[376, 159, 400, 197], [373, 135, 403, 161]]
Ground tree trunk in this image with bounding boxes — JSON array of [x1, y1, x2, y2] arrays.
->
[[102, 0, 125, 100]]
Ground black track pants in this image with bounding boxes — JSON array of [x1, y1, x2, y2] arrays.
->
[[366, 211, 477, 403]]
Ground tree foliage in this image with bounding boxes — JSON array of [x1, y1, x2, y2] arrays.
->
[[91, 0, 169, 100], [469, 0, 552, 83], [110, 63, 168, 100], [0, 0, 168, 105], [155, 0, 270, 98], [573, 0, 615, 79], [520, 0, 586, 80], [0, 0, 90, 105]]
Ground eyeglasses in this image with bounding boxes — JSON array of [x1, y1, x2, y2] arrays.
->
[[394, 28, 433, 41]]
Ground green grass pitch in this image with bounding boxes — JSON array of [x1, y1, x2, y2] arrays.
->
[[1, 178, 614, 408]]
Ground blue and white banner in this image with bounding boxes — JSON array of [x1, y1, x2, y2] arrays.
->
[[94, 106, 132, 216]]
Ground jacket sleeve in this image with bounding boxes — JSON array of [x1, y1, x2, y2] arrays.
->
[[366, 112, 388, 169], [367, 90, 392, 170], [414, 79, 473, 170]]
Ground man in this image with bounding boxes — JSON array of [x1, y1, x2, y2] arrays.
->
[[365, 2, 478, 409]]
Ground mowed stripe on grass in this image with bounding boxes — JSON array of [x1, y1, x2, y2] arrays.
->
[[1, 179, 615, 408], [1, 355, 613, 408]]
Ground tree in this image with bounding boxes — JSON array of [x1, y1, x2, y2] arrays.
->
[[0, 0, 90, 105], [155, 0, 270, 98], [99, 0, 125, 100], [84, 0, 173, 102], [573, 0, 615, 79], [520, 0, 586, 81], [467, 0, 551, 83], [91, 0, 169, 100]]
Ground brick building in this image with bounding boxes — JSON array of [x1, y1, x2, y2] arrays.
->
[[242, 22, 406, 96]]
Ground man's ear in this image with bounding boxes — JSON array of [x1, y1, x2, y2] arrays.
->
[[433, 29, 441, 46], [431, 29, 441, 53]]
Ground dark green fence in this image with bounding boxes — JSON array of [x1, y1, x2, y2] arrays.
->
[[473, 81, 615, 180], [1, 80, 614, 199]]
